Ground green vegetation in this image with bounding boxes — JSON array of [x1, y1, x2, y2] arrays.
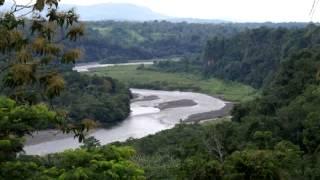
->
[[52, 72, 131, 126], [123, 123, 302, 179], [0, 97, 57, 162], [1, 144, 144, 179], [1, 67, 131, 127], [0, 0, 92, 161], [89, 65, 257, 102], [0, 1, 141, 179], [151, 25, 320, 89], [118, 26, 320, 179], [75, 21, 307, 63], [202, 24, 320, 88], [1, 0, 320, 179]]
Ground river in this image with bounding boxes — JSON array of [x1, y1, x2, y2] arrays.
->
[[72, 62, 154, 72], [23, 63, 227, 155], [24, 89, 226, 155]]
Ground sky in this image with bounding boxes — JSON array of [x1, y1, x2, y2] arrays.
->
[[12, 0, 320, 22]]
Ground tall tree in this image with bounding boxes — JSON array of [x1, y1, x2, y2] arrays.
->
[[0, 0, 93, 160]]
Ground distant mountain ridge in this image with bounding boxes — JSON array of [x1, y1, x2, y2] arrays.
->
[[60, 3, 228, 23], [61, 3, 168, 21]]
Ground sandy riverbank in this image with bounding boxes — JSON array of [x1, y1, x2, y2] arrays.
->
[[24, 89, 231, 154], [134, 93, 233, 122], [185, 102, 234, 123], [25, 129, 98, 146]]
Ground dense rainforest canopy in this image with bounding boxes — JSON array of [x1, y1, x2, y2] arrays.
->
[[0, 0, 142, 179], [0, 0, 320, 179], [53, 71, 131, 125], [202, 24, 320, 88], [124, 24, 320, 179], [72, 21, 307, 63], [154, 24, 320, 88]]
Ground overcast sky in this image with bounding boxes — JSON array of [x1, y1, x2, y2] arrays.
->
[[13, 0, 320, 22]]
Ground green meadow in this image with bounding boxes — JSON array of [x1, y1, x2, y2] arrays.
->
[[88, 65, 257, 102]]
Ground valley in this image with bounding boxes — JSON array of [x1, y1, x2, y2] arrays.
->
[[25, 61, 249, 155], [1, 1, 320, 179], [88, 64, 257, 102], [24, 88, 227, 155]]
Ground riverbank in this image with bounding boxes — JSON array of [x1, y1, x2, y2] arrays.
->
[[88, 65, 257, 102], [185, 102, 234, 123], [25, 130, 91, 146], [24, 89, 228, 155], [25, 98, 227, 146], [157, 99, 197, 110]]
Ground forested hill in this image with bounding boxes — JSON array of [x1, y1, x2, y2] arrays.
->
[[70, 21, 307, 63], [202, 24, 320, 88], [122, 26, 320, 179], [0, 66, 131, 127], [53, 71, 131, 126]]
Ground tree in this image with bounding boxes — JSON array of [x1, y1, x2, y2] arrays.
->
[[0, 0, 84, 104], [0, 146, 145, 179], [303, 112, 320, 154], [80, 136, 101, 150], [226, 149, 282, 180], [0, 96, 57, 162], [0, 0, 93, 161], [0, 1, 144, 179]]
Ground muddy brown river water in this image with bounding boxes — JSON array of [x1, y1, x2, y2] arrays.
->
[[24, 88, 226, 155]]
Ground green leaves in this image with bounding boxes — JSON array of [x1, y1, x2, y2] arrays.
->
[[0, 146, 145, 179], [4, 64, 37, 88], [16, 49, 33, 63], [62, 49, 82, 64], [40, 73, 65, 99], [47, 8, 79, 28], [0, 140, 11, 150], [226, 149, 281, 180], [81, 136, 101, 150], [303, 112, 320, 153], [0, 0, 84, 104], [0, 13, 24, 30], [67, 25, 84, 41], [0, 97, 58, 161]]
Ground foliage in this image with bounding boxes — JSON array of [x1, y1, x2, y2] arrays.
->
[[119, 28, 320, 179], [72, 21, 306, 63], [0, 96, 57, 162], [123, 122, 303, 179], [202, 24, 320, 88], [89, 64, 257, 102], [80, 136, 101, 150], [0, 0, 84, 103], [1, 1, 318, 179], [0, 0, 93, 162], [0, 145, 145, 180], [152, 55, 203, 74], [52, 71, 131, 125], [0, 1, 137, 179]]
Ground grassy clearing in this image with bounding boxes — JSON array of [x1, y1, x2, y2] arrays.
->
[[200, 116, 232, 126], [88, 65, 258, 102]]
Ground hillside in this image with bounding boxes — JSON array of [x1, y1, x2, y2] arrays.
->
[[119, 25, 320, 179], [69, 21, 307, 63], [1, 1, 320, 179], [61, 3, 167, 21], [60, 3, 228, 23], [152, 24, 319, 88]]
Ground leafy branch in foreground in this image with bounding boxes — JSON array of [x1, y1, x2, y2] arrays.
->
[[0, 0, 84, 103], [0, 0, 94, 158]]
